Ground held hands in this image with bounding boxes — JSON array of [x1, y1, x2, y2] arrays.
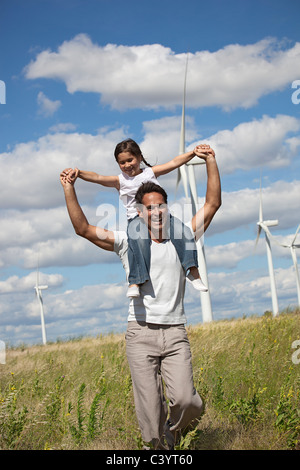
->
[[60, 168, 79, 186], [193, 144, 215, 160]]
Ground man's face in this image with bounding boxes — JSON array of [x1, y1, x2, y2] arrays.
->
[[138, 192, 168, 234]]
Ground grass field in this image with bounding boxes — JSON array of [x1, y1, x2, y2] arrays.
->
[[0, 308, 300, 450]]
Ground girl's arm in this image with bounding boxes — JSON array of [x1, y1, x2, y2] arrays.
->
[[78, 169, 119, 189], [152, 144, 211, 177], [64, 168, 120, 190]]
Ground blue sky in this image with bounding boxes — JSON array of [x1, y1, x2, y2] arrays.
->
[[0, 0, 300, 346]]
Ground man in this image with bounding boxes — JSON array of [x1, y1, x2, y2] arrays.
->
[[60, 147, 221, 449]]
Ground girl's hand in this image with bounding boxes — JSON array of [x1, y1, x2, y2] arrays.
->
[[60, 168, 72, 178], [60, 168, 78, 186], [66, 168, 79, 183], [194, 144, 215, 159]]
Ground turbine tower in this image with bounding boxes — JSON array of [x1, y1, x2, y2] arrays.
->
[[279, 224, 300, 307], [255, 182, 279, 316], [177, 54, 213, 323], [34, 260, 48, 345]]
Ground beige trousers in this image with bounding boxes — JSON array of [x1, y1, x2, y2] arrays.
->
[[125, 321, 204, 445]]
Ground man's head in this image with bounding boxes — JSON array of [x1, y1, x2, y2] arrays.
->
[[135, 181, 168, 206], [135, 182, 169, 237]]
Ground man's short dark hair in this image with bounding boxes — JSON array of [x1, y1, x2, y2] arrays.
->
[[135, 182, 168, 205]]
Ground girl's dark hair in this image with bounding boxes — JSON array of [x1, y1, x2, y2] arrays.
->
[[114, 138, 152, 167], [135, 181, 168, 205]]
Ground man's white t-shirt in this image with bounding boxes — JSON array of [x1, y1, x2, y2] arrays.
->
[[114, 231, 187, 325]]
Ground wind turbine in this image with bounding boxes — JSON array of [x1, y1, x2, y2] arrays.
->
[[278, 224, 300, 306], [34, 259, 48, 345], [177, 54, 213, 323], [255, 182, 279, 316]]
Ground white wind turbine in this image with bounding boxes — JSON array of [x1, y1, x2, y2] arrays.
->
[[278, 224, 300, 306], [34, 258, 48, 345], [255, 182, 279, 316], [176, 54, 213, 323]]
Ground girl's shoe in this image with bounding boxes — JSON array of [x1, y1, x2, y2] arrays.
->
[[126, 285, 140, 298], [186, 273, 208, 292]]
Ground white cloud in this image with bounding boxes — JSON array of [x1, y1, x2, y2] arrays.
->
[[0, 280, 129, 345], [202, 115, 300, 174], [205, 236, 298, 270], [141, 115, 200, 164], [0, 271, 63, 294], [2, 264, 298, 346], [0, 114, 299, 272], [37, 91, 61, 117], [49, 122, 77, 133], [2, 177, 298, 273], [206, 180, 300, 236], [0, 208, 122, 270], [0, 127, 127, 210], [24, 35, 300, 110], [1, 113, 298, 213]]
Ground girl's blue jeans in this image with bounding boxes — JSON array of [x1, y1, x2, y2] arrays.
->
[[127, 214, 198, 285]]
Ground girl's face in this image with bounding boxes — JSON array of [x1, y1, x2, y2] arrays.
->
[[117, 151, 142, 177]]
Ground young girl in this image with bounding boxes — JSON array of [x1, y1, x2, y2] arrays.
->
[[66, 138, 209, 298]]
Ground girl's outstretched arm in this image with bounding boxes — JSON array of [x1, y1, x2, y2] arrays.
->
[[63, 168, 120, 190], [152, 144, 211, 177]]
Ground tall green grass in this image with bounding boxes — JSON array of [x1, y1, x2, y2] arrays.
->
[[0, 309, 299, 450]]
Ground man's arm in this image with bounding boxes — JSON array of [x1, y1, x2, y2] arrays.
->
[[60, 171, 115, 252], [191, 150, 221, 241]]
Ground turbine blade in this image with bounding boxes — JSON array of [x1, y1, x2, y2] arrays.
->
[[259, 175, 263, 223], [176, 52, 189, 200], [255, 225, 262, 247], [260, 222, 272, 238], [176, 166, 189, 199], [36, 252, 40, 287], [260, 222, 280, 247], [291, 224, 300, 246], [291, 246, 299, 271], [179, 54, 188, 155]]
